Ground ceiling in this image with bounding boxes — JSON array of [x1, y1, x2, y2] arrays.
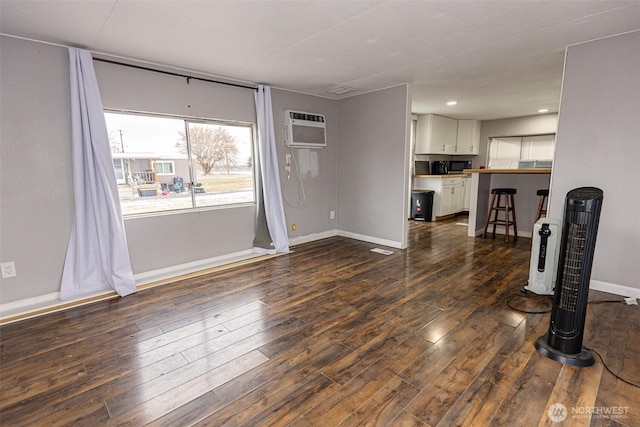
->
[[1, 1, 639, 120]]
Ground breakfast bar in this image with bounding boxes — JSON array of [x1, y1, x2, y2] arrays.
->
[[465, 168, 552, 238]]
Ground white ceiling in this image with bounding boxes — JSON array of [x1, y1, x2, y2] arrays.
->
[[1, 0, 639, 120]]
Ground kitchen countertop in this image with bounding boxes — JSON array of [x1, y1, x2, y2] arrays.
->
[[413, 173, 471, 178], [464, 168, 551, 174]]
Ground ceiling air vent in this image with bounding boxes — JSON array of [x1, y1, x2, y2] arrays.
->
[[326, 86, 357, 96]]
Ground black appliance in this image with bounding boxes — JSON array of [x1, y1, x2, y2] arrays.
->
[[448, 160, 472, 174], [431, 161, 448, 175], [535, 187, 604, 367], [411, 190, 434, 221], [414, 161, 430, 175]]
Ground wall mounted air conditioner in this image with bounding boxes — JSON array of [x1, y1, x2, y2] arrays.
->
[[285, 110, 327, 148], [524, 218, 563, 295]]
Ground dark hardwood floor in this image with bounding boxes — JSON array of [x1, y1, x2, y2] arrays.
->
[[1, 218, 638, 426]]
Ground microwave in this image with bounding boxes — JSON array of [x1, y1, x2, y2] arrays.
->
[[448, 160, 472, 173]]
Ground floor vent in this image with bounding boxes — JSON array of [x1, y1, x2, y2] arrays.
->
[[371, 248, 394, 256]]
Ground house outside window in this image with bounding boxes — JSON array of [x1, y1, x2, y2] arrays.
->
[[105, 111, 255, 216]]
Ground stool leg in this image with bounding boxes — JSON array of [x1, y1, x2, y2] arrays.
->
[[482, 194, 497, 238], [492, 194, 501, 238], [504, 194, 510, 242], [510, 194, 518, 241]]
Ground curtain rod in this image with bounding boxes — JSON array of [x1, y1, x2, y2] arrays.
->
[[93, 57, 257, 91], [0, 34, 258, 90]]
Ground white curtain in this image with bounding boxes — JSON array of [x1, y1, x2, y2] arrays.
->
[[60, 48, 137, 300], [253, 85, 290, 254]]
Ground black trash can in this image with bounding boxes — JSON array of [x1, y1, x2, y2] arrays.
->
[[412, 190, 434, 221]]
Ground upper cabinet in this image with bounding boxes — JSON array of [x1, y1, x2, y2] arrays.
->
[[456, 119, 481, 155], [415, 115, 480, 155], [415, 114, 457, 154], [444, 117, 458, 154]]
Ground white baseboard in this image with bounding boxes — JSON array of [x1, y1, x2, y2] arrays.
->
[[3, 235, 637, 324], [337, 230, 402, 249], [0, 249, 262, 325], [289, 229, 338, 247], [0, 290, 115, 325], [590, 279, 640, 299], [133, 249, 256, 286], [289, 229, 402, 249], [1, 291, 63, 317]]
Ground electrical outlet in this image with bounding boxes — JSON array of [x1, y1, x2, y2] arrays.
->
[[330, 210, 335, 220], [285, 154, 292, 165], [1, 262, 16, 278]]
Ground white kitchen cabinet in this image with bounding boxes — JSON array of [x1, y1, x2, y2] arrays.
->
[[442, 177, 463, 214], [413, 176, 464, 220], [415, 114, 458, 154], [462, 176, 471, 210], [456, 120, 481, 155], [443, 117, 458, 154]]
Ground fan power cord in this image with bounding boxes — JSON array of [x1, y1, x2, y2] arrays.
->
[[586, 347, 640, 389], [507, 286, 639, 389], [506, 286, 629, 315], [506, 289, 553, 314]]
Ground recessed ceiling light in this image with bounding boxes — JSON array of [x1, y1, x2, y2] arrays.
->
[[446, 101, 457, 106], [538, 108, 549, 113], [326, 86, 357, 96]]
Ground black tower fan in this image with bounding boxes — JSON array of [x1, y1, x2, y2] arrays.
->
[[535, 187, 604, 367]]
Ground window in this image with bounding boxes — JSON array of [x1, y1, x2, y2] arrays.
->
[[105, 111, 255, 216], [155, 161, 175, 175], [488, 134, 555, 169]]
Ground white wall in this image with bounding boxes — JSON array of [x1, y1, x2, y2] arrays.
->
[[269, 89, 339, 242], [0, 36, 74, 303], [0, 38, 343, 310], [0, 36, 412, 314], [549, 31, 640, 297], [478, 114, 558, 168], [0, 37, 263, 307], [337, 85, 411, 248]]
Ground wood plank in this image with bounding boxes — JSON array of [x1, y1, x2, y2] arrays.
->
[[405, 321, 515, 425], [296, 359, 399, 426], [0, 353, 188, 426], [537, 362, 604, 426], [436, 313, 549, 426], [234, 374, 338, 427], [338, 375, 420, 426], [1, 219, 638, 426], [108, 349, 268, 426], [0, 362, 87, 408], [196, 342, 352, 426], [104, 317, 304, 418], [398, 307, 502, 391], [489, 349, 563, 426]]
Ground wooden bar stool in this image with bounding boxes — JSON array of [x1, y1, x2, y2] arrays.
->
[[482, 188, 518, 242], [535, 189, 549, 222]]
